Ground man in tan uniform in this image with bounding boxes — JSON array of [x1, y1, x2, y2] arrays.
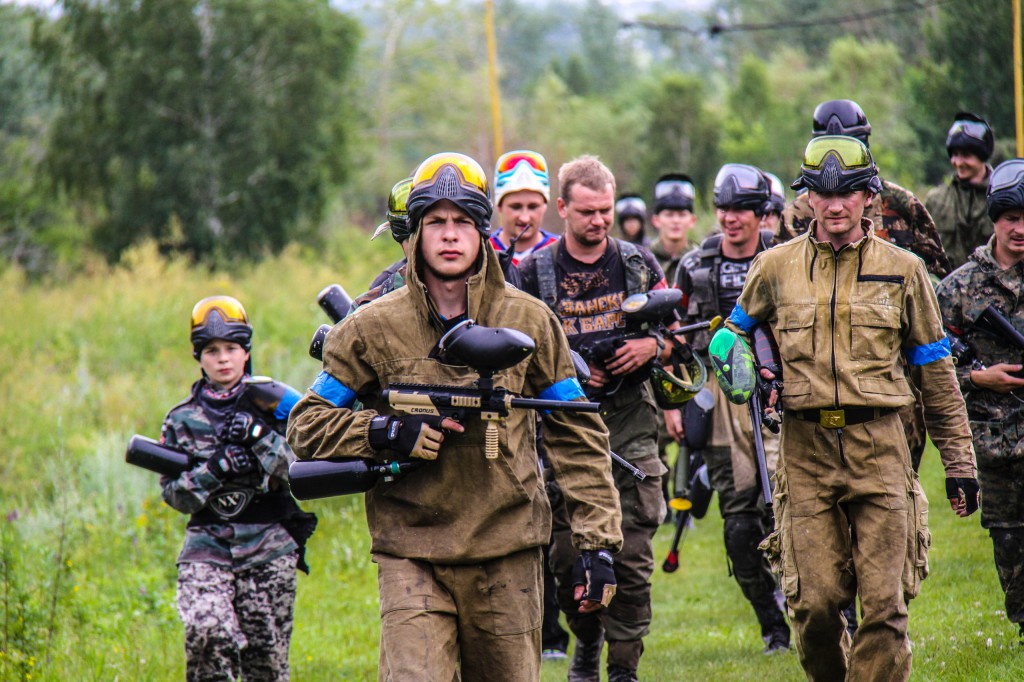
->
[[288, 152, 623, 681], [728, 136, 978, 681]]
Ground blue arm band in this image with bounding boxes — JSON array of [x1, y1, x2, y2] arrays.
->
[[539, 377, 586, 402], [904, 337, 951, 366], [728, 304, 759, 334], [274, 387, 303, 420], [309, 371, 357, 408]]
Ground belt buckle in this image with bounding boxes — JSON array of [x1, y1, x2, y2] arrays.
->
[[820, 409, 846, 429]]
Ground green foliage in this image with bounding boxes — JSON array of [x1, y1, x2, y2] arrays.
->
[[36, 0, 360, 262]]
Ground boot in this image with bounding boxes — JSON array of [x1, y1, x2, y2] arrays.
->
[[752, 592, 790, 655], [567, 632, 604, 682], [608, 665, 639, 682]]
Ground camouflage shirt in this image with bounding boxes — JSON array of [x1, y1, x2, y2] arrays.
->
[[780, 178, 951, 279], [924, 171, 993, 271], [160, 377, 299, 570], [936, 240, 1024, 456]]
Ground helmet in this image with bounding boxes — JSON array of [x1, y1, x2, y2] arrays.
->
[[792, 136, 883, 195], [987, 159, 1024, 221], [372, 177, 414, 243], [812, 99, 871, 145], [764, 172, 786, 214], [650, 347, 708, 409], [190, 296, 253, 360], [616, 194, 647, 224], [653, 173, 696, 212], [713, 164, 772, 215], [494, 150, 550, 206], [946, 112, 994, 161], [407, 152, 492, 235]]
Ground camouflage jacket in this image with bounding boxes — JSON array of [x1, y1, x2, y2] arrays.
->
[[649, 237, 689, 290], [780, 178, 951, 279], [288, 229, 623, 562], [936, 239, 1024, 467], [729, 221, 975, 478], [160, 377, 300, 569], [924, 171, 993, 271]]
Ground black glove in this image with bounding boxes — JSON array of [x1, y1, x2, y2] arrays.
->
[[946, 477, 980, 515], [207, 445, 257, 480], [572, 549, 617, 608], [368, 415, 447, 460], [226, 412, 269, 446]]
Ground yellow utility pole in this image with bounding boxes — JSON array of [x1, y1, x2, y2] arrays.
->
[[484, 0, 504, 157], [1014, 0, 1023, 156]]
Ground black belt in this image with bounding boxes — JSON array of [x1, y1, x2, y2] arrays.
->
[[790, 407, 896, 429]]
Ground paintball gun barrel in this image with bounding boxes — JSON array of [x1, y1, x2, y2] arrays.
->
[[126, 435, 190, 477]]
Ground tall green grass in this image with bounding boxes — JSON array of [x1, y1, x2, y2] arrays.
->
[[1, 232, 1022, 680]]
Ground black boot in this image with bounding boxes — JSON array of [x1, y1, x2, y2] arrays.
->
[[568, 632, 604, 682], [608, 665, 639, 682], [752, 592, 790, 654]]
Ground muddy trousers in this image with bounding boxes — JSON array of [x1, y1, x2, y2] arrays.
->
[[777, 414, 920, 682], [990, 528, 1024, 627], [374, 548, 542, 682], [177, 553, 297, 682]]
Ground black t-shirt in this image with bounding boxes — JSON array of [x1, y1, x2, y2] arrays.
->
[[519, 239, 666, 398], [717, 256, 753, 317]]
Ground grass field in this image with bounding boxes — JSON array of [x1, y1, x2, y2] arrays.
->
[[2, 235, 1023, 680]]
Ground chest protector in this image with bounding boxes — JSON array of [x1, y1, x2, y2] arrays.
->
[[687, 229, 774, 318]]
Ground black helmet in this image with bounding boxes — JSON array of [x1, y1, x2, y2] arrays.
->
[[764, 172, 786, 214], [653, 173, 696, 212], [946, 112, 994, 161], [616, 194, 647, 225], [713, 164, 772, 216], [812, 99, 872, 145], [190, 296, 253, 359], [372, 177, 414, 243], [987, 159, 1024, 221], [792, 136, 883, 195], [406, 153, 492, 236]]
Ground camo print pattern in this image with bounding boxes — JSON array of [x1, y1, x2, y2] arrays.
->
[[937, 241, 1024, 529], [925, 175, 993, 271], [780, 178, 951, 278], [178, 553, 298, 682]]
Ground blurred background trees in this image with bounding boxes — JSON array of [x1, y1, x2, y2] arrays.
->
[[0, 0, 1016, 275]]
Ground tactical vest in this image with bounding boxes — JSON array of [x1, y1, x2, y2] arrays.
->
[[534, 238, 651, 314], [686, 229, 773, 352]]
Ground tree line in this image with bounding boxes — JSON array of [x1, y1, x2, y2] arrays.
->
[[0, 0, 1015, 276]]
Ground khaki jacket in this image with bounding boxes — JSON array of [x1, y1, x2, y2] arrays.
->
[[287, 228, 623, 562], [730, 220, 975, 478]]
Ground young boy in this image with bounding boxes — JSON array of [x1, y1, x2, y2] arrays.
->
[[160, 295, 314, 681]]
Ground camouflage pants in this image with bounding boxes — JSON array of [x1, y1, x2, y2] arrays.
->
[[177, 553, 297, 682], [977, 455, 1024, 626], [550, 388, 666, 671]]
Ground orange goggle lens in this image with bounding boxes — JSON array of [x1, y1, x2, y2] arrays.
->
[[413, 153, 489, 196], [191, 296, 249, 330], [495, 150, 548, 176]]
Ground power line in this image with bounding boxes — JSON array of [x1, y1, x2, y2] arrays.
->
[[620, 0, 961, 38]]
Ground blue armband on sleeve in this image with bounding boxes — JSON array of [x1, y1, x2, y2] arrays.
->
[[727, 304, 759, 334], [904, 337, 951, 366], [310, 371, 357, 408]]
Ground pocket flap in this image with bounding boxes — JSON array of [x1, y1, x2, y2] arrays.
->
[[777, 305, 815, 330], [851, 304, 900, 329]]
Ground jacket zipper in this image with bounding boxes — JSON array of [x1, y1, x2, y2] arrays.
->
[[829, 248, 848, 468]]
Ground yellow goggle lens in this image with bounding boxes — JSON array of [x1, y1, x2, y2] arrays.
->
[[802, 135, 872, 171], [191, 296, 248, 330], [412, 153, 489, 196], [388, 177, 414, 215]]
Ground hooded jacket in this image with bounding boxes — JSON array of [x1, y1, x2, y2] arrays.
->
[[287, 226, 623, 562], [728, 220, 975, 479]]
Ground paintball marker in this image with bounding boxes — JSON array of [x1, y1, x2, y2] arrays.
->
[[290, 319, 644, 497], [126, 435, 191, 477], [946, 305, 1024, 376], [318, 284, 353, 324], [662, 461, 713, 573]]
